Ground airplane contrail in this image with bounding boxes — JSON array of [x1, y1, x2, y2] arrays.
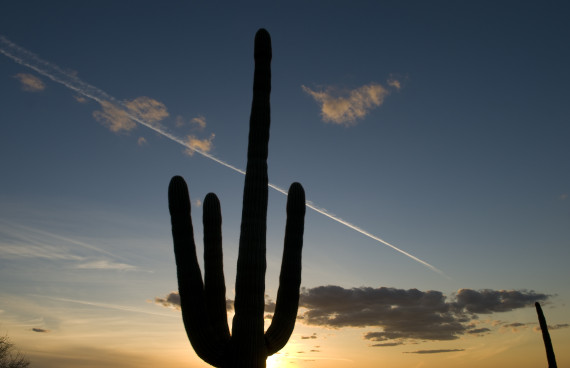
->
[[0, 35, 446, 276]]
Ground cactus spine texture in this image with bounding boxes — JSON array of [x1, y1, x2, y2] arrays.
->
[[168, 29, 306, 368], [535, 302, 557, 368]]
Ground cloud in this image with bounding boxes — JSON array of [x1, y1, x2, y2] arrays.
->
[[74, 260, 137, 271], [371, 342, 404, 347], [32, 328, 50, 333], [387, 78, 402, 90], [533, 323, 569, 332], [93, 101, 137, 132], [549, 323, 569, 330], [0, 243, 85, 261], [298, 285, 549, 346], [124, 96, 169, 125], [154, 291, 275, 313], [184, 133, 215, 156], [93, 97, 168, 133], [454, 289, 547, 313], [74, 95, 87, 103], [404, 349, 465, 354], [302, 83, 390, 126], [137, 137, 147, 146], [301, 333, 318, 340], [154, 286, 552, 347], [154, 291, 181, 310], [14, 73, 45, 91], [191, 115, 207, 130]]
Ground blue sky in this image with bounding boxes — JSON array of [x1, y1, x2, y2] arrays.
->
[[1, 2, 569, 367]]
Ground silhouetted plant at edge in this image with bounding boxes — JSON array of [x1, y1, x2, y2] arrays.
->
[[535, 302, 557, 368], [0, 334, 30, 368], [167, 29, 306, 368]]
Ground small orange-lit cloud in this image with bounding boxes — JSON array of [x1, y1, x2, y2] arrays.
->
[[137, 137, 147, 146], [93, 101, 136, 132], [93, 97, 169, 133], [124, 96, 168, 126], [74, 95, 88, 103], [14, 73, 45, 92], [191, 115, 207, 130], [302, 83, 390, 126], [387, 78, 402, 90], [184, 133, 215, 156]]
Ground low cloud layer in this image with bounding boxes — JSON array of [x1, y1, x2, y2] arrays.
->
[[155, 286, 552, 347], [298, 286, 549, 346], [14, 73, 45, 92], [302, 82, 394, 126]]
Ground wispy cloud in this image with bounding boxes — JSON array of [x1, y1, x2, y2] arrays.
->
[[0, 243, 85, 261], [302, 82, 393, 126], [405, 349, 465, 354], [0, 220, 139, 274], [13, 72, 45, 91], [42, 296, 177, 318], [74, 260, 138, 271], [137, 137, 147, 146]]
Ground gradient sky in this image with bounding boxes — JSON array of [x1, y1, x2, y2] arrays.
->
[[1, 2, 569, 367]]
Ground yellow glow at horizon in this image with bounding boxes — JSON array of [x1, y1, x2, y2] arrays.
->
[[266, 354, 284, 368]]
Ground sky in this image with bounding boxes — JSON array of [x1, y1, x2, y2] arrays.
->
[[0, 1, 569, 367]]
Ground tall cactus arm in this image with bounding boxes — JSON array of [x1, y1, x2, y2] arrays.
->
[[265, 182, 306, 355], [535, 302, 558, 368], [230, 28, 272, 366], [203, 193, 231, 342], [168, 176, 228, 367]]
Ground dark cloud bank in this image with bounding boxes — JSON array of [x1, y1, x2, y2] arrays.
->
[[155, 286, 554, 347]]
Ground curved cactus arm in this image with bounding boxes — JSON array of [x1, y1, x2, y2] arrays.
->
[[203, 193, 231, 341], [265, 182, 306, 355], [535, 302, 558, 368], [231, 28, 272, 366], [168, 176, 226, 367]]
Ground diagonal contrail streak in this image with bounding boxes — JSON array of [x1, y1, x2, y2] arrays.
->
[[0, 35, 445, 276]]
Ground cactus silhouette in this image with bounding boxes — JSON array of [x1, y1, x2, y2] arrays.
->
[[168, 29, 306, 368], [535, 302, 557, 368]]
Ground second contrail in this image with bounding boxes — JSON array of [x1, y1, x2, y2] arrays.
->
[[0, 35, 445, 276]]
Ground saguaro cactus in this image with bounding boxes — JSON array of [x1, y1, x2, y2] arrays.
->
[[168, 29, 306, 368], [535, 302, 558, 368]]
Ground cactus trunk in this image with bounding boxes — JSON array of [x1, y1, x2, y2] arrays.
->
[[535, 302, 557, 368], [168, 29, 305, 368]]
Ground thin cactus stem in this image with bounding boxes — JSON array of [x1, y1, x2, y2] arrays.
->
[[168, 29, 305, 368], [535, 302, 557, 368]]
